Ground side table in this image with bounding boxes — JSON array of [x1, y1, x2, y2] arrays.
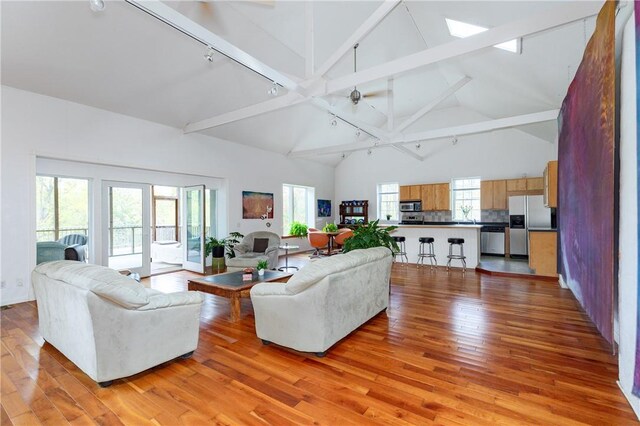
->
[[278, 243, 300, 271]]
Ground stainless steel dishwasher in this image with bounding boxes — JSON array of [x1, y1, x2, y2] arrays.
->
[[480, 225, 506, 255]]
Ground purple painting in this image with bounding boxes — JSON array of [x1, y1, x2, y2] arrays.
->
[[557, 1, 615, 345], [633, 0, 640, 397]]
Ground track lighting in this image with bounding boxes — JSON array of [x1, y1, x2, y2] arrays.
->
[[341, 153, 346, 159], [330, 115, 338, 127], [416, 143, 421, 149], [267, 82, 279, 96], [367, 149, 372, 155], [452, 136, 458, 145], [204, 47, 215, 62], [355, 128, 361, 138], [89, 0, 105, 12]]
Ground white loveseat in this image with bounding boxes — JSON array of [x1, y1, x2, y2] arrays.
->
[[32, 261, 203, 386], [250, 247, 392, 355]]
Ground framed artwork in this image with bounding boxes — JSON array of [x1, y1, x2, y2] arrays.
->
[[317, 199, 331, 217], [242, 191, 274, 219]]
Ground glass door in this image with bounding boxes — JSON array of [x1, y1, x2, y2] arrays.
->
[[102, 181, 151, 277], [182, 185, 206, 273]]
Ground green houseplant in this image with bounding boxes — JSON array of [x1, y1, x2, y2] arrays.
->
[[341, 220, 398, 254], [224, 232, 244, 258], [256, 259, 269, 276], [289, 221, 308, 237], [322, 223, 338, 233], [205, 237, 226, 259]]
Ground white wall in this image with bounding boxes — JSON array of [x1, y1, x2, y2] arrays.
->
[[335, 107, 557, 219], [617, 11, 640, 418], [1, 86, 334, 305]]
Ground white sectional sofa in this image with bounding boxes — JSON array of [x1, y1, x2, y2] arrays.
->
[[32, 261, 203, 386], [250, 247, 393, 355]]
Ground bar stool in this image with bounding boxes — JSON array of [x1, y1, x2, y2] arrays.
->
[[417, 237, 437, 269], [392, 236, 408, 264], [446, 238, 466, 272]]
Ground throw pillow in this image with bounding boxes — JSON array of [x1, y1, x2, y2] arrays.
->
[[253, 238, 269, 253]]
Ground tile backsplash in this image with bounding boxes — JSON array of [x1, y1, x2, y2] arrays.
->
[[481, 210, 509, 223], [423, 211, 453, 222]]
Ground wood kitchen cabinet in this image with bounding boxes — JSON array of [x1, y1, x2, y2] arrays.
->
[[529, 230, 557, 277], [543, 160, 558, 208], [419, 183, 449, 211], [481, 180, 507, 210], [507, 177, 544, 196], [434, 183, 450, 211], [400, 185, 421, 201], [506, 178, 527, 192], [421, 184, 435, 210], [526, 177, 544, 192]]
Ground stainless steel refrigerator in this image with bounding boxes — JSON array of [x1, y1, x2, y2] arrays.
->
[[508, 195, 551, 256]]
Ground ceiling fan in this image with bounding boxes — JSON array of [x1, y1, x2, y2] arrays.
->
[[347, 43, 388, 106]]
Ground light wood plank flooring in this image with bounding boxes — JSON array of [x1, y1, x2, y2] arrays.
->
[[1, 262, 637, 425]]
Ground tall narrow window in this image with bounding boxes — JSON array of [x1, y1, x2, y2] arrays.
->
[[451, 177, 481, 221], [377, 183, 399, 221], [282, 184, 315, 235], [36, 176, 89, 242], [152, 186, 179, 242]]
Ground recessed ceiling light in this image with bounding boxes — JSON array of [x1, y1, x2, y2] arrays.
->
[[445, 18, 519, 53]]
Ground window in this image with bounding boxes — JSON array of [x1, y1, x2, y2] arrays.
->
[[283, 184, 315, 235], [152, 186, 179, 242], [377, 183, 399, 221], [445, 18, 520, 53], [36, 176, 89, 242], [451, 177, 481, 221]]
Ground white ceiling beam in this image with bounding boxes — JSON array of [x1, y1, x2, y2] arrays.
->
[[126, 0, 299, 91], [325, 2, 602, 94], [392, 144, 425, 161], [288, 109, 559, 158], [305, 2, 314, 78], [309, 98, 388, 140], [313, 1, 401, 77], [394, 76, 472, 133], [387, 78, 394, 131], [184, 93, 305, 133]]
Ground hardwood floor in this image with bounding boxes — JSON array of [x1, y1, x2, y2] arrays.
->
[[2, 262, 637, 425]]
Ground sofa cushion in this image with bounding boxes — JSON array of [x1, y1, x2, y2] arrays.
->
[[285, 247, 392, 294], [34, 261, 150, 309], [253, 238, 269, 253]]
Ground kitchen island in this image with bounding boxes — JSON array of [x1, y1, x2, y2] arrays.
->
[[385, 224, 482, 268]]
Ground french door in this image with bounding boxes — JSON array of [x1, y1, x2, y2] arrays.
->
[[102, 181, 151, 277], [182, 185, 206, 273]]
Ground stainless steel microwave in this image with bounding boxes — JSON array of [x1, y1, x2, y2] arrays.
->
[[400, 201, 421, 212]]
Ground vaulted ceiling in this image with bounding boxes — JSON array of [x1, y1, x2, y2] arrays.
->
[[1, 1, 600, 165]]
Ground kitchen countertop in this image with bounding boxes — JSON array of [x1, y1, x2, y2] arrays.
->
[[528, 228, 557, 232]]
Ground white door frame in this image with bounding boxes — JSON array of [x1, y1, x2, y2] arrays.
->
[[102, 181, 151, 277], [182, 185, 206, 273]]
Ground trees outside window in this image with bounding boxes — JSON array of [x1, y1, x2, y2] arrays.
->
[[36, 176, 89, 241], [451, 177, 481, 221], [283, 184, 315, 235]]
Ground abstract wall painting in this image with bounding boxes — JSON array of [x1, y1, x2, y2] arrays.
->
[[633, 0, 640, 398], [317, 199, 331, 217], [242, 191, 274, 219], [557, 1, 615, 345]]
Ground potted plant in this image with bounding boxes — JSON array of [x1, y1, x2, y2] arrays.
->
[[256, 259, 269, 276], [224, 232, 244, 258], [289, 221, 308, 237], [386, 214, 392, 221], [322, 223, 338, 233], [205, 237, 226, 270], [342, 220, 399, 254]]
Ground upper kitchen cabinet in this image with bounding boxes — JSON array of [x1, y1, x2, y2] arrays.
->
[[481, 180, 507, 210], [506, 177, 544, 196], [526, 177, 544, 193], [434, 183, 450, 211], [421, 184, 435, 210], [543, 161, 558, 208], [419, 183, 450, 211], [400, 185, 421, 201]]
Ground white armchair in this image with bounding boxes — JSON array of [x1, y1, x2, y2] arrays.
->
[[32, 261, 203, 386], [226, 231, 281, 271]]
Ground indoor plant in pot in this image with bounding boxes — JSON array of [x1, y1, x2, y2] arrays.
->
[[256, 259, 269, 276], [289, 221, 308, 237], [322, 223, 338, 233], [205, 237, 226, 269], [342, 220, 398, 253]]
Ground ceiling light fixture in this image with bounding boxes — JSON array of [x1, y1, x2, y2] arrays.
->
[[203, 47, 215, 62], [267, 82, 279, 96], [355, 128, 361, 138], [416, 143, 421, 149], [89, 0, 105, 12], [341, 153, 346, 159], [367, 149, 372, 156], [452, 136, 458, 145], [445, 18, 520, 53], [330, 115, 338, 127]]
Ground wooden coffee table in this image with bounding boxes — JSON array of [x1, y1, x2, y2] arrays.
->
[[188, 270, 292, 322]]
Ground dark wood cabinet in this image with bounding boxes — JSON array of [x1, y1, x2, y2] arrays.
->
[[339, 200, 368, 227]]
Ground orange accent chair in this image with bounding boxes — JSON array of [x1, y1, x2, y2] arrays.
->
[[333, 229, 354, 251], [308, 231, 329, 258]]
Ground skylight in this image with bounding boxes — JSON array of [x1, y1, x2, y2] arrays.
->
[[445, 18, 519, 53]]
